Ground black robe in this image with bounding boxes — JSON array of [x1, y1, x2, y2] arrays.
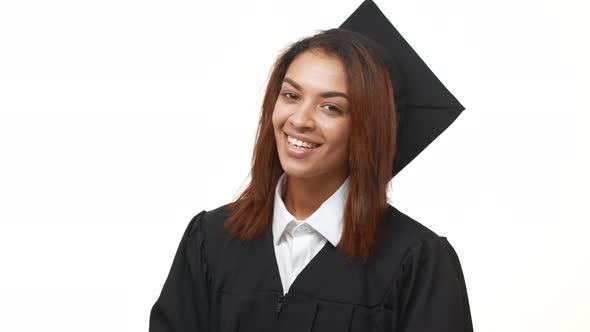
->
[[149, 203, 473, 331]]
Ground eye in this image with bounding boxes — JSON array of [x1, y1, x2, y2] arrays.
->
[[323, 104, 342, 113], [281, 92, 299, 101]]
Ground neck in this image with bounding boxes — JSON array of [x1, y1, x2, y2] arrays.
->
[[282, 169, 348, 221]]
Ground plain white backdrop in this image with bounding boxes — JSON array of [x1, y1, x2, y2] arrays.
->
[[0, 0, 588, 331]]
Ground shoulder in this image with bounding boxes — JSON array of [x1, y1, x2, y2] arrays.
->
[[185, 202, 233, 242], [188, 202, 230, 227], [378, 204, 466, 283], [376, 204, 467, 292], [378, 206, 473, 330], [370, 203, 455, 269], [380, 203, 442, 247]]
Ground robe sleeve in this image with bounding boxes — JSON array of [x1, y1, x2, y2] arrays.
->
[[390, 236, 473, 332], [149, 210, 210, 332]]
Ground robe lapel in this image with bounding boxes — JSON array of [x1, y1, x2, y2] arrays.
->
[[265, 220, 359, 301], [287, 241, 340, 296]]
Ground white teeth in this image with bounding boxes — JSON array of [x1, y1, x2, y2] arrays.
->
[[287, 135, 320, 149]]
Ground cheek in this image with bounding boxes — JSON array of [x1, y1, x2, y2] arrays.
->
[[325, 122, 351, 147], [272, 105, 289, 129], [271, 111, 277, 128], [271, 107, 281, 129], [329, 127, 352, 159]]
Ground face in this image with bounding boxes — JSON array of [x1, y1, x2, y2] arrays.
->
[[272, 49, 352, 181]]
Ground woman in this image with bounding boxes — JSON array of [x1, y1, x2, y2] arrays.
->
[[149, 1, 473, 331]]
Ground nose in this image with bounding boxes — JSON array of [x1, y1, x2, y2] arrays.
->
[[288, 102, 317, 131]]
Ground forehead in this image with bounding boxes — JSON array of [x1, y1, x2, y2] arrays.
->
[[283, 50, 348, 93]]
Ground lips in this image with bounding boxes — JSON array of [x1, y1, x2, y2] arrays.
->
[[284, 133, 320, 147], [284, 131, 322, 146], [283, 132, 322, 158], [288, 136, 320, 149]]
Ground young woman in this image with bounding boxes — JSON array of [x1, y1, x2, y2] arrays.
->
[[149, 1, 473, 331]]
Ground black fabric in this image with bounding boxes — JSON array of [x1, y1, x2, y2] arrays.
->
[[149, 204, 473, 331]]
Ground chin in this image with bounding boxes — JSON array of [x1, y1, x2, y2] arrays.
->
[[279, 161, 302, 174], [281, 164, 320, 180]]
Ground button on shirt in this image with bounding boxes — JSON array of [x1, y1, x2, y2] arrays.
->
[[272, 172, 351, 295]]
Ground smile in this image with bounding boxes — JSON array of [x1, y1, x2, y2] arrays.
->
[[286, 134, 321, 149], [283, 133, 322, 158]]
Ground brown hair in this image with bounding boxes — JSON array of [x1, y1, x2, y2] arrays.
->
[[224, 28, 398, 263]]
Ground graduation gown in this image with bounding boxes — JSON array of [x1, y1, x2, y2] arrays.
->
[[149, 203, 473, 331]]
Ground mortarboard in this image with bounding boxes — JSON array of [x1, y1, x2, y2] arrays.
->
[[339, 0, 465, 179]]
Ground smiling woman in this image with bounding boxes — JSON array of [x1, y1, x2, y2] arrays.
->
[[225, 27, 397, 260], [149, 1, 473, 331]]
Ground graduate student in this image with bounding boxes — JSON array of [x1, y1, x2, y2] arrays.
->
[[149, 1, 473, 331]]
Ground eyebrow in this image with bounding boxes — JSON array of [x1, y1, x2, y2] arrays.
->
[[283, 77, 349, 101]]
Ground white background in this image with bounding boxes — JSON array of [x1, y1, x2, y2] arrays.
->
[[1, 0, 588, 331]]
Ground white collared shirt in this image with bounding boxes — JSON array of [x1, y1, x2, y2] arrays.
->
[[272, 172, 351, 295]]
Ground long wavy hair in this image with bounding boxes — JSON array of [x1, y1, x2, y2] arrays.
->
[[224, 28, 398, 263]]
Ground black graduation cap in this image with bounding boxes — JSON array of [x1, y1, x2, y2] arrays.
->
[[339, 0, 465, 179]]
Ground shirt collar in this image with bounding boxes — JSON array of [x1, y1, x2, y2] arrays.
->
[[272, 172, 351, 247]]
